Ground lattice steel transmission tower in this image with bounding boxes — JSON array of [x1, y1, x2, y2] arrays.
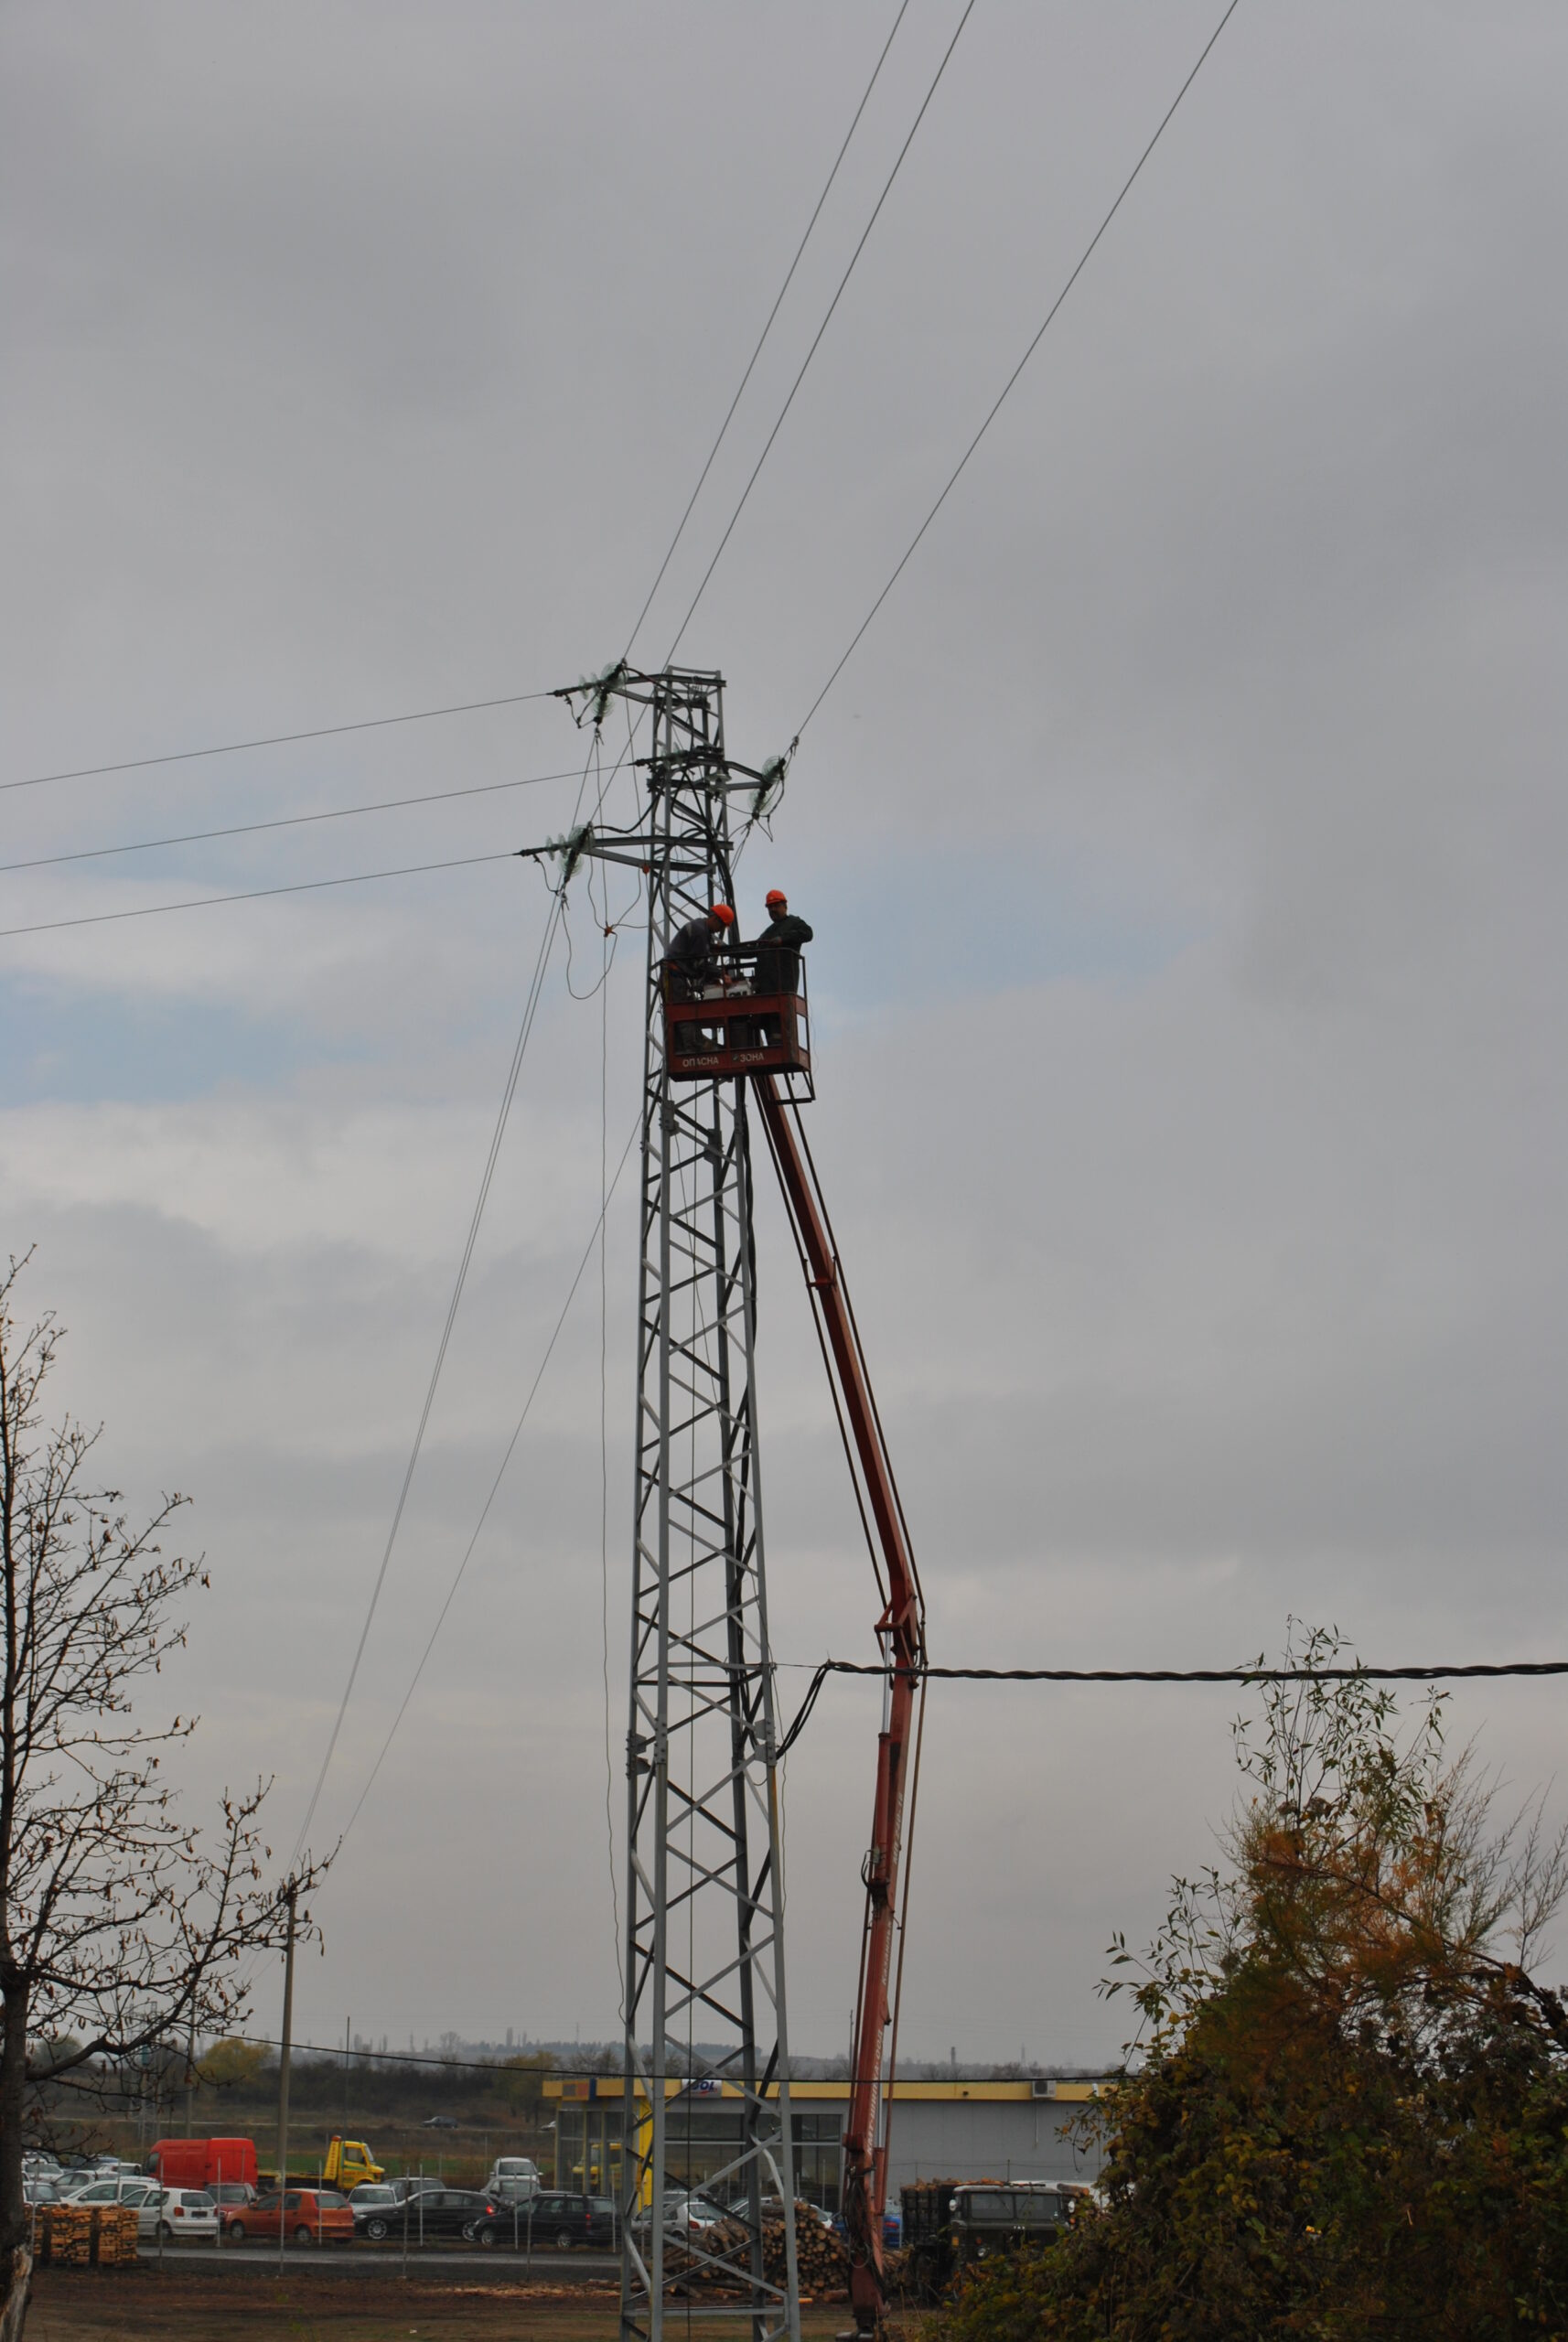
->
[[554, 666, 800, 2342]]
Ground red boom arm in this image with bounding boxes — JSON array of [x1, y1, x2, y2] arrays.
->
[[754, 1076, 926, 2335]]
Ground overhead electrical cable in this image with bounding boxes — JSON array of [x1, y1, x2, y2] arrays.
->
[[0, 764, 590, 877], [777, 1653, 1568, 1757], [333, 1114, 642, 1853], [285, 724, 611, 1869], [0, 851, 523, 940], [796, 0, 1244, 737], [663, 0, 978, 664], [287, 885, 565, 1863], [216, 2031, 1066, 2084], [622, 0, 913, 661], [5, 0, 918, 938], [217, 2035, 828, 2081], [5, 687, 558, 796]]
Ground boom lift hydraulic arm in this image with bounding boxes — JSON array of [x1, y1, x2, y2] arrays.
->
[[753, 1075, 928, 2337]]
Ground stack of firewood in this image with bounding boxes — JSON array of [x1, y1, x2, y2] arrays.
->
[[34, 2206, 139, 2267], [665, 2205, 849, 2301], [96, 2208, 141, 2266]]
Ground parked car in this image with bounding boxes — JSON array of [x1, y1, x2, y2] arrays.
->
[[62, 2176, 156, 2208], [138, 2188, 220, 2245], [378, 2186, 499, 2242], [485, 2156, 541, 2202], [209, 2182, 255, 2210], [348, 2184, 401, 2238], [632, 2193, 722, 2242], [22, 2181, 61, 2208], [745, 2196, 834, 2232], [478, 2188, 621, 2251], [504, 2192, 616, 2251], [471, 2196, 552, 2250], [420, 2114, 457, 2130], [355, 2182, 484, 2239], [223, 2188, 354, 2245]]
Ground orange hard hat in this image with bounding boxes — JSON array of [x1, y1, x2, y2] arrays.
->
[[765, 888, 788, 907], [709, 902, 736, 927]]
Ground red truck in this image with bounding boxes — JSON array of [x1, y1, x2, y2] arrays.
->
[[148, 2138, 259, 2191]]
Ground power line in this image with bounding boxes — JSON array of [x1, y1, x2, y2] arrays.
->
[[622, 0, 913, 661], [5, 687, 558, 797], [778, 1655, 1568, 1757], [0, 765, 589, 878], [796, 0, 1245, 738], [664, 0, 978, 665], [285, 729, 618, 1873], [220, 2042, 622, 2079], [10, 0, 940, 925], [802, 1659, 1568, 1683], [287, 880, 568, 1866], [0, 849, 523, 941], [526, 11, 923, 848], [217, 2030, 1058, 2084], [335, 1114, 641, 1853]]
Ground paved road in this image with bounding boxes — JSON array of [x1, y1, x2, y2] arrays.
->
[[140, 2242, 620, 2281]]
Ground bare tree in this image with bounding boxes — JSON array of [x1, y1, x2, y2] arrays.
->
[[0, 1257, 321, 2337]]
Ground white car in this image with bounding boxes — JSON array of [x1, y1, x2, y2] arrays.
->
[[485, 2157, 542, 2201], [138, 2187, 220, 2244], [63, 2176, 156, 2208], [634, 2192, 723, 2240]]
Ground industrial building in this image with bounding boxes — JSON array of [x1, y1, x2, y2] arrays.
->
[[548, 2074, 1109, 2213]]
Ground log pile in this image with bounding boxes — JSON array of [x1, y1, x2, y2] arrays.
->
[[665, 2204, 848, 2302], [32, 2206, 139, 2267]]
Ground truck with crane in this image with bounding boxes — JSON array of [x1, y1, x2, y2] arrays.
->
[[666, 971, 927, 2336]]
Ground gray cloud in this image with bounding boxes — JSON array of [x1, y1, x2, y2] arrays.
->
[[2, 0, 1564, 2057]]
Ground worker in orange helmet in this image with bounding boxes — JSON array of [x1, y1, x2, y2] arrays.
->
[[666, 901, 736, 1000], [751, 888, 813, 1047]]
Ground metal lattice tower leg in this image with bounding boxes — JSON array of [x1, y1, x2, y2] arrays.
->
[[615, 671, 800, 2342]]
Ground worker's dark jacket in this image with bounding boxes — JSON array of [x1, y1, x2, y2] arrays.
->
[[666, 916, 722, 999], [752, 914, 813, 997]]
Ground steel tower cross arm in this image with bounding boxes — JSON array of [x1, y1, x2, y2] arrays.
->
[[752, 1076, 926, 2337]]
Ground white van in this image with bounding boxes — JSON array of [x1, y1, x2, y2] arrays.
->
[[485, 2157, 542, 2201]]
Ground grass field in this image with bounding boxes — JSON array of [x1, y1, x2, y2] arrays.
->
[[25, 2269, 859, 2341]]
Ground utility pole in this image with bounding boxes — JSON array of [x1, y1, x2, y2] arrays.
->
[[276, 1881, 298, 2208], [549, 668, 800, 2342], [184, 2004, 197, 2136]]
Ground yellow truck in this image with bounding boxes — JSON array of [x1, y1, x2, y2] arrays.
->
[[323, 2135, 383, 2190]]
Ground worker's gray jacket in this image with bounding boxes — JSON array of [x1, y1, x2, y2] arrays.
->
[[666, 915, 721, 995]]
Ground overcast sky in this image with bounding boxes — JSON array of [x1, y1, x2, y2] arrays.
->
[[3, 0, 1565, 2070]]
